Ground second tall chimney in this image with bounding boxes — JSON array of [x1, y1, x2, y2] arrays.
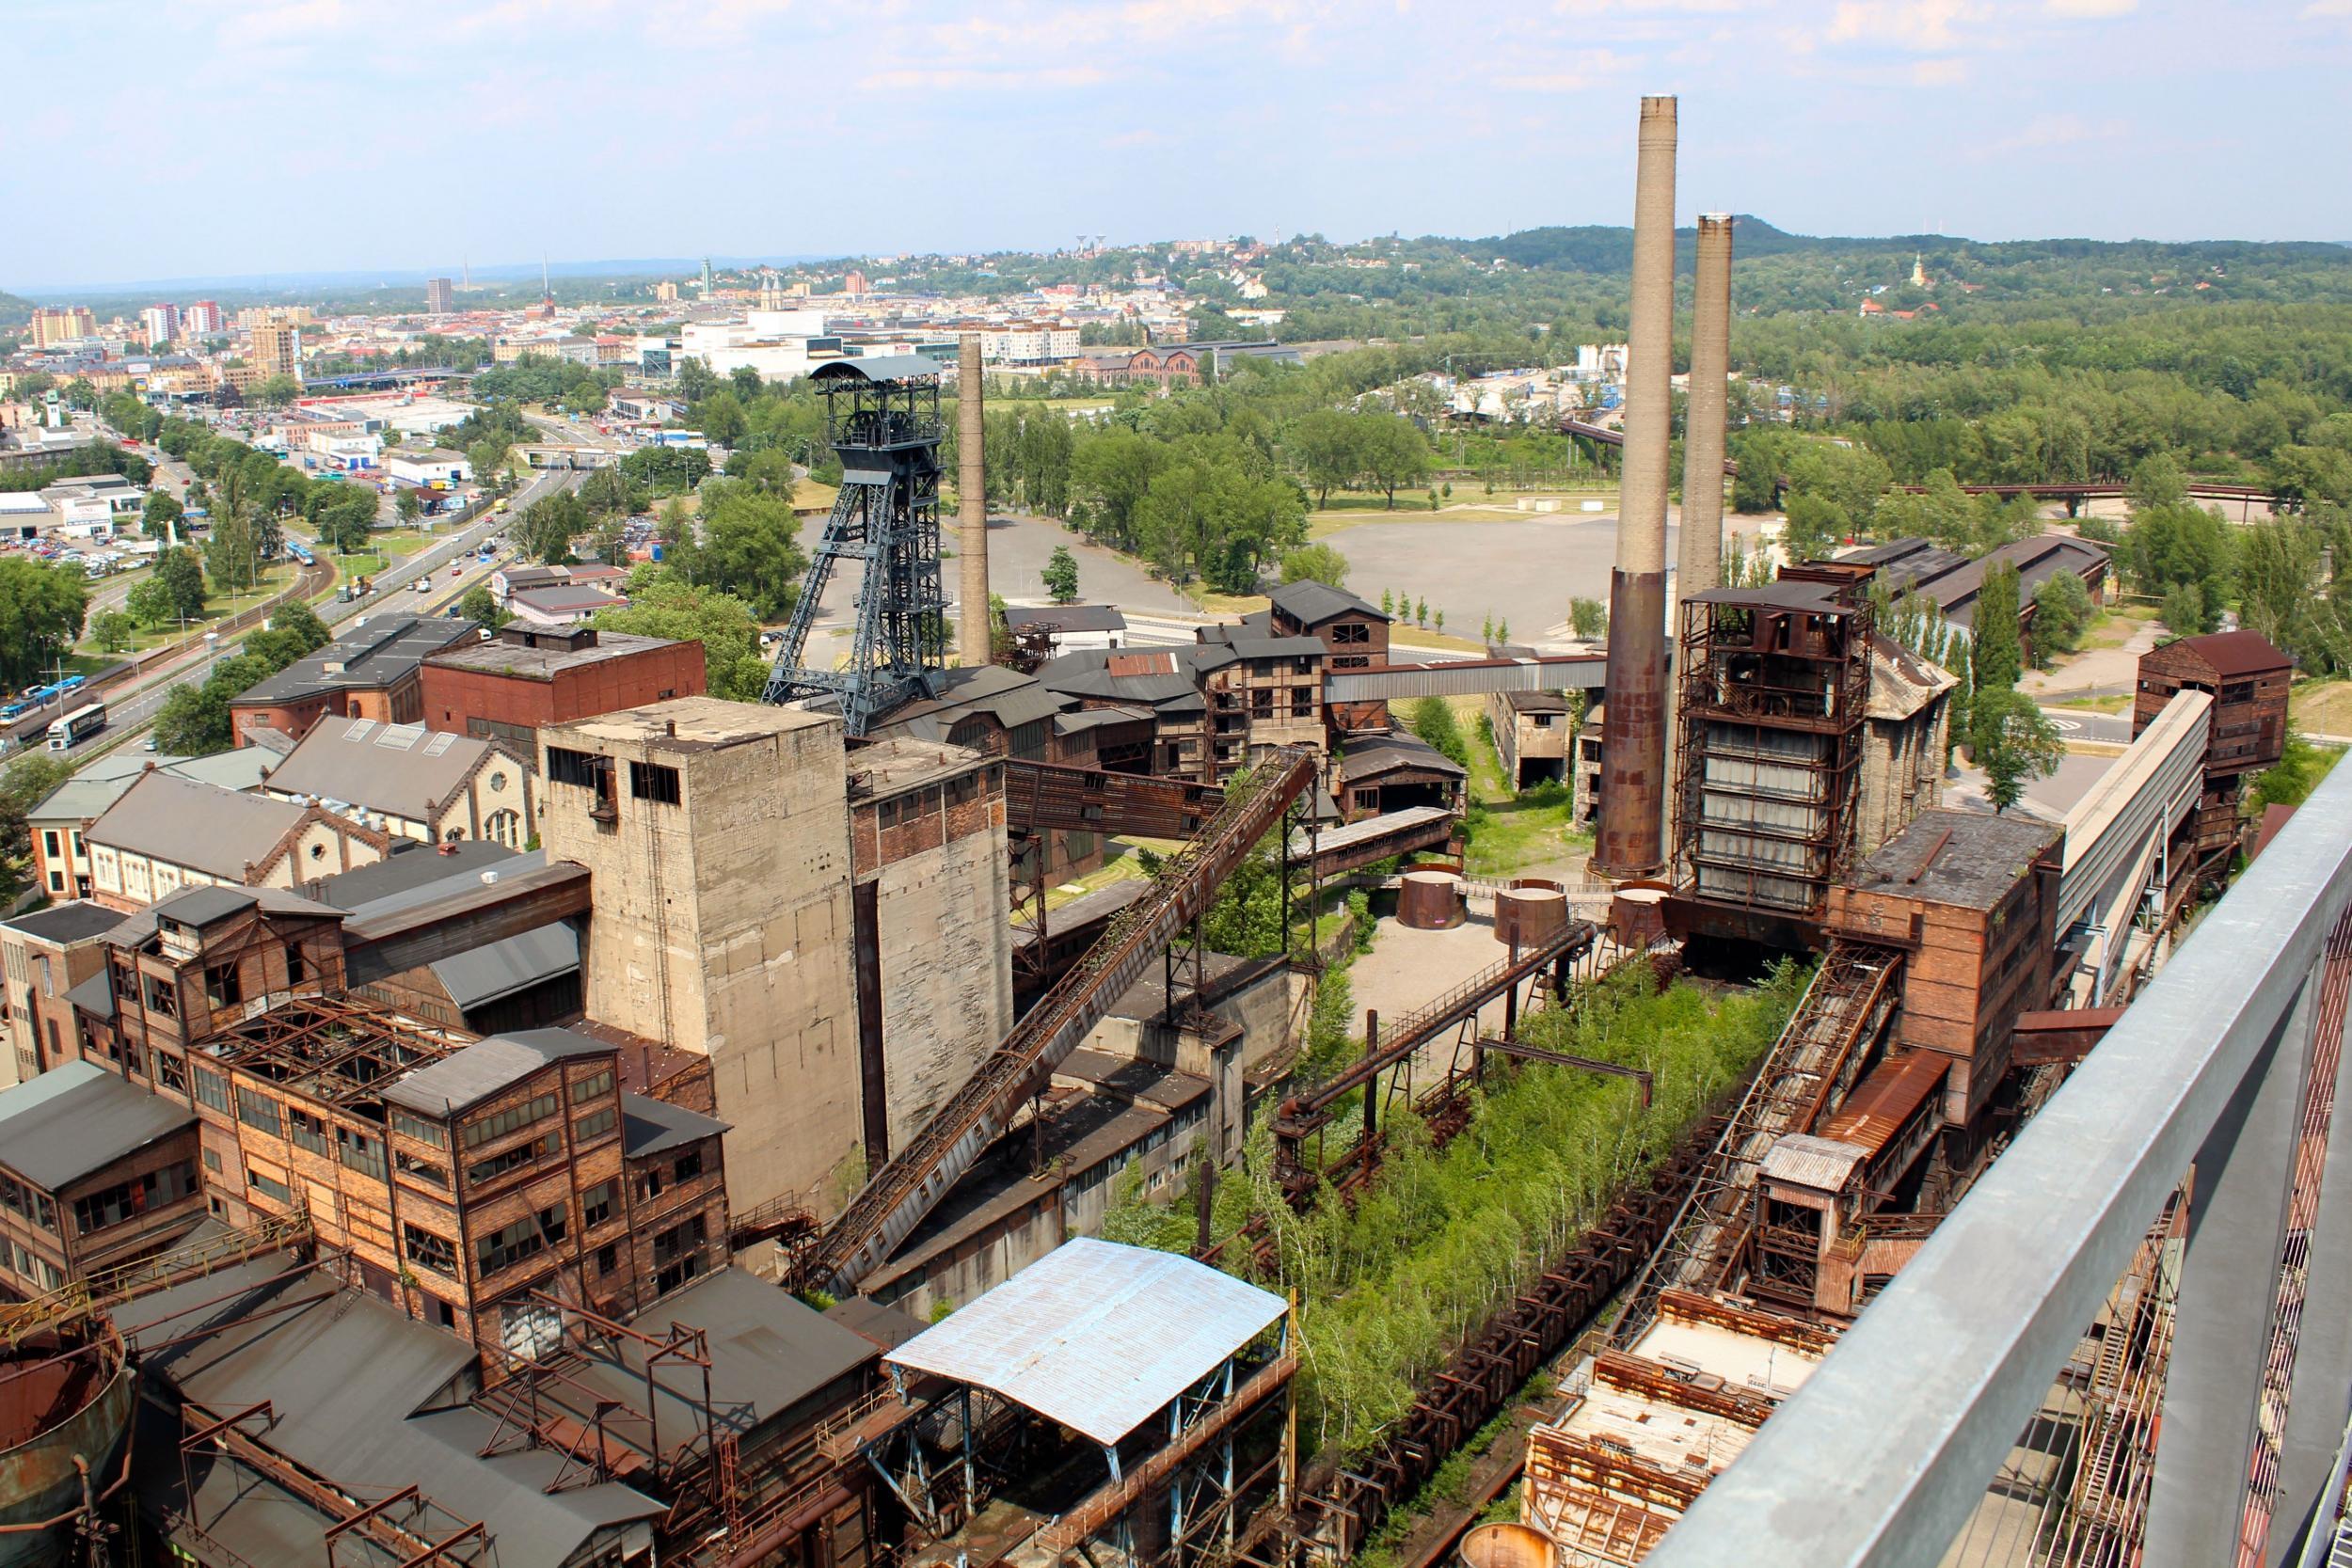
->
[[1677, 214, 1734, 597], [1593, 94, 1677, 880], [957, 333, 991, 668]]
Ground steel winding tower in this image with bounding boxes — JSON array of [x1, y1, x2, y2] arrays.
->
[[762, 356, 948, 734]]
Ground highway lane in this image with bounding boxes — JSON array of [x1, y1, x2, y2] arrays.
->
[[31, 471, 578, 760], [2038, 705, 2133, 746]]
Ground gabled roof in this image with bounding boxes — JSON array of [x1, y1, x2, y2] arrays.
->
[[263, 717, 516, 821], [87, 772, 313, 880], [2156, 628, 2291, 679], [1267, 578, 1387, 626], [0, 1060, 196, 1191], [1338, 731, 1468, 784], [380, 1027, 612, 1117]]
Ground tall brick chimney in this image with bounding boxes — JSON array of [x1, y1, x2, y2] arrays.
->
[[957, 333, 991, 668], [1594, 94, 1677, 880]]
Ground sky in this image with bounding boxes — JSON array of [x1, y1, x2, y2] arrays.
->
[[8, 0, 2351, 291]]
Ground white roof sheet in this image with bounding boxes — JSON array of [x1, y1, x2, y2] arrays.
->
[[883, 1237, 1284, 1445]]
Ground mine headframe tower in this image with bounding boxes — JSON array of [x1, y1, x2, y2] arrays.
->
[[762, 355, 948, 735]]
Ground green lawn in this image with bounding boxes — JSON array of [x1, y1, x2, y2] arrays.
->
[[1455, 697, 1587, 877], [83, 562, 299, 658]]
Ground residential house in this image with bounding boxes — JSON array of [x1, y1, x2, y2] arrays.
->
[[261, 716, 536, 847], [84, 771, 389, 911], [28, 749, 274, 901]]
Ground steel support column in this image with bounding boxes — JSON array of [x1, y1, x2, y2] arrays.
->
[[2146, 970, 2315, 1565]]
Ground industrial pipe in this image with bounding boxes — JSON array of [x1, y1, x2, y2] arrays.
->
[[1594, 94, 1677, 879]]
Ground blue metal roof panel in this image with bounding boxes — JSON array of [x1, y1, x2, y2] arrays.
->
[[883, 1237, 1285, 1445]]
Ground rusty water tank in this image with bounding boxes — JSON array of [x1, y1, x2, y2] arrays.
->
[[1608, 881, 1670, 948], [1460, 1522, 1552, 1568], [1493, 881, 1569, 949], [1397, 869, 1466, 930]]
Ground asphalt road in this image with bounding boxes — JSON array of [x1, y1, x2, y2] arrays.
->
[[30, 471, 576, 760], [2037, 706, 2133, 745]]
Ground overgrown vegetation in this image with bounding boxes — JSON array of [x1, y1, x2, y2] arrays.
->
[[1106, 958, 1804, 1458]]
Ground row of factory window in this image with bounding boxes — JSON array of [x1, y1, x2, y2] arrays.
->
[[875, 771, 987, 831]]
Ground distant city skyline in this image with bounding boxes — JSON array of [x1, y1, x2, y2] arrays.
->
[[9, 0, 2349, 291]]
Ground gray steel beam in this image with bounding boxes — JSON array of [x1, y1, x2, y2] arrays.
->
[[1647, 752, 2352, 1568], [2146, 974, 2313, 1565], [2275, 942, 2352, 1566]]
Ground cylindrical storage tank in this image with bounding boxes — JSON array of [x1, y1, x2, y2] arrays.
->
[[1397, 869, 1466, 930], [1460, 1522, 1551, 1568], [1494, 884, 1569, 950], [1609, 883, 1669, 948]]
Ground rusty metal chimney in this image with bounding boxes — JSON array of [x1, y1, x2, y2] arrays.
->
[[1677, 214, 1734, 597], [1594, 94, 1677, 880], [956, 332, 991, 668]]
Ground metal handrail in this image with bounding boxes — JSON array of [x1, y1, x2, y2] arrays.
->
[[1650, 753, 2352, 1565]]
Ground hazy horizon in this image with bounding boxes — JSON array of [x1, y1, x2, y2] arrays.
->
[[8, 0, 2349, 291]]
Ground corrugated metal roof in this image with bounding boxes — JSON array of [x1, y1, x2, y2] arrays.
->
[[813, 354, 943, 383], [885, 1237, 1284, 1445], [1756, 1133, 1870, 1193], [0, 1059, 196, 1190], [619, 1091, 729, 1157], [1819, 1054, 1947, 1159], [380, 1027, 610, 1116], [431, 921, 579, 1010]]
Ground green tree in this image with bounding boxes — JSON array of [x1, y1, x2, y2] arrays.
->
[[1287, 408, 1361, 509], [1278, 543, 1351, 589], [2161, 579, 2209, 637], [125, 578, 173, 628], [142, 490, 183, 544], [1569, 597, 1609, 640], [592, 571, 769, 699], [619, 446, 713, 497], [156, 546, 208, 624], [394, 489, 423, 526], [518, 491, 588, 565], [1041, 544, 1080, 604], [696, 390, 749, 448], [458, 584, 505, 628], [1781, 491, 1842, 562], [666, 480, 807, 619], [0, 561, 88, 688], [0, 755, 73, 890], [253, 374, 301, 406], [91, 610, 135, 653], [2030, 570, 2092, 663], [1357, 414, 1432, 509], [1969, 562, 2026, 722], [1972, 687, 2066, 811]]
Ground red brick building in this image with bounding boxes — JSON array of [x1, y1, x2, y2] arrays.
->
[[230, 614, 480, 748], [420, 626, 707, 752]]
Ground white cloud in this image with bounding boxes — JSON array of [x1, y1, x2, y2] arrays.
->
[[2045, 0, 2137, 14], [855, 65, 1108, 92], [1825, 0, 1976, 50], [1912, 55, 1969, 83]]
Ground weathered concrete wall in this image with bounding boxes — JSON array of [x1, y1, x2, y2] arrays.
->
[[1861, 699, 1950, 859], [544, 702, 863, 1216], [873, 818, 1014, 1151]]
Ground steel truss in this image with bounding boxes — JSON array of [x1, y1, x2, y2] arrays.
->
[[764, 363, 947, 736]]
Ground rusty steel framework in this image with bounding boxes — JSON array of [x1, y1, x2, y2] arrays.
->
[[803, 748, 1323, 1292], [215, 993, 469, 1109], [1669, 580, 1876, 938], [1270, 921, 1601, 1206], [177, 1399, 492, 1567], [1612, 941, 1903, 1347]]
